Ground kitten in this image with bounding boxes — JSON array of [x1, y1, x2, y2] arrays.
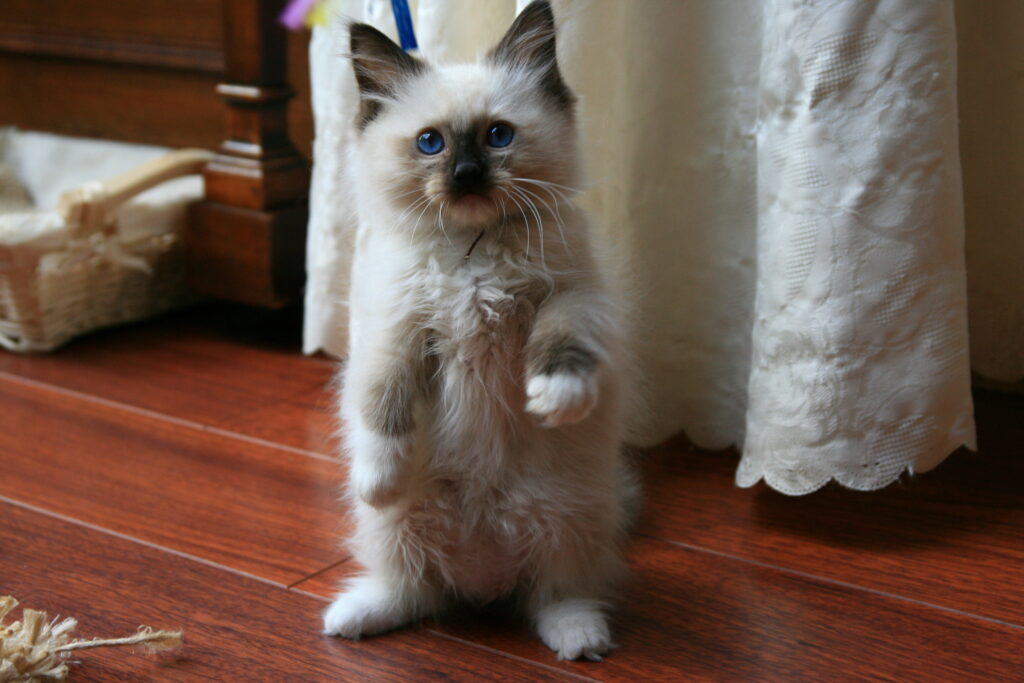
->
[[322, 0, 637, 661]]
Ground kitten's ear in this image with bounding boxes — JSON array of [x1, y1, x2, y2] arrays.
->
[[349, 22, 424, 126], [488, 0, 573, 109]]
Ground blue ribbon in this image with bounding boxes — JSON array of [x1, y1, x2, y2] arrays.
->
[[390, 0, 418, 51]]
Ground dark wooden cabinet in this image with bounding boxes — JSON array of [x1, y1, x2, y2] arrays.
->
[[0, 0, 314, 307]]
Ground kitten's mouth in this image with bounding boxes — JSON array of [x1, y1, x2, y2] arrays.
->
[[446, 192, 496, 226], [451, 193, 490, 210]]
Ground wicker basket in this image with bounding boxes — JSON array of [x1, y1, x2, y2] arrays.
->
[[0, 148, 212, 352]]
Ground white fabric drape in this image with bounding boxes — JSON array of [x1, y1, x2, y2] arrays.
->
[[740, 0, 974, 492], [303, 0, 1014, 494]]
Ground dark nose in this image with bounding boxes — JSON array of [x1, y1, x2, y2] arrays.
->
[[453, 161, 484, 189]]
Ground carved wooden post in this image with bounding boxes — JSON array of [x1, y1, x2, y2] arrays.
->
[[188, 0, 309, 307]]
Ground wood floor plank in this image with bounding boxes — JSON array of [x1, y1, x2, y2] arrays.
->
[[293, 541, 1024, 681], [0, 502, 582, 683], [426, 536, 1024, 682], [636, 389, 1024, 627], [4, 305, 1021, 680], [0, 376, 349, 587], [0, 305, 338, 454]]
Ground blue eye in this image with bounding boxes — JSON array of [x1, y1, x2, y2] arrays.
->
[[417, 130, 445, 155], [486, 123, 514, 148]]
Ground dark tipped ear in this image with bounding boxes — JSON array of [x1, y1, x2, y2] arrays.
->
[[488, 0, 573, 109], [349, 22, 424, 128]]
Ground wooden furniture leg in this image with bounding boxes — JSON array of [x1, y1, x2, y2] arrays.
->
[[188, 0, 310, 307]]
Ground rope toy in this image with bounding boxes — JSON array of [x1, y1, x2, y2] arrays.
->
[[0, 596, 182, 682]]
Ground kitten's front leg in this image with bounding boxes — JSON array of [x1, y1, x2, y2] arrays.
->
[[346, 424, 414, 508], [344, 334, 425, 507], [525, 346, 599, 428], [524, 289, 611, 428]]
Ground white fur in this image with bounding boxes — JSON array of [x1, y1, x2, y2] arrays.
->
[[324, 9, 636, 661], [535, 598, 613, 661], [347, 430, 414, 508], [526, 372, 599, 427]]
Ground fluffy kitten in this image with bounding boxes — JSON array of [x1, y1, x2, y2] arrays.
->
[[322, 1, 636, 661]]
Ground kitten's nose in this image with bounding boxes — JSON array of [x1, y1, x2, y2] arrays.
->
[[453, 161, 485, 190]]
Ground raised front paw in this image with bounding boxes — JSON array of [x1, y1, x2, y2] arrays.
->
[[347, 430, 414, 508], [525, 372, 599, 428]]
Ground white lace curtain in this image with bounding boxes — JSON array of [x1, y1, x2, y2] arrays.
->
[[303, 0, 1021, 494]]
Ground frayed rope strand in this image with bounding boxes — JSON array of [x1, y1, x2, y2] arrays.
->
[[1, 596, 182, 683], [55, 626, 183, 653]]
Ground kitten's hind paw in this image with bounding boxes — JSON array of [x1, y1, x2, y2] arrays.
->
[[525, 372, 598, 427], [535, 598, 613, 661], [323, 577, 419, 639]]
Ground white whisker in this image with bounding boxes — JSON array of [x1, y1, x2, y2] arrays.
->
[[518, 181, 568, 220], [509, 177, 581, 197], [399, 194, 431, 224], [520, 182, 575, 216], [510, 186, 545, 267], [515, 184, 568, 254], [411, 200, 432, 241], [505, 191, 531, 258], [391, 187, 425, 202], [437, 200, 454, 249]]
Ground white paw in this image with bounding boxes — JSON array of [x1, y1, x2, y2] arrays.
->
[[535, 599, 613, 661], [322, 578, 411, 639], [347, 430, 414, 508], [525, 372, 598, 428]]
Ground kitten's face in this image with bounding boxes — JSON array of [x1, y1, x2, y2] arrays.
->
[[350, 1, 576, 233]]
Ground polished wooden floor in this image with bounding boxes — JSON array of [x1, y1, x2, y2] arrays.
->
[[2, 305, 1021, 682]]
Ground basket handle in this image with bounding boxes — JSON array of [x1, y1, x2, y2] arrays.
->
[[57, 148, 214, 237]]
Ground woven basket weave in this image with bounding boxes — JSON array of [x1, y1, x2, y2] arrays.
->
[[0, 148, 212, 352]]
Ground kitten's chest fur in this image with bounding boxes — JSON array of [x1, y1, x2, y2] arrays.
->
[[415, 251, 547, 457], [426, 259, 535, 360], [407, 260, 557, 601]]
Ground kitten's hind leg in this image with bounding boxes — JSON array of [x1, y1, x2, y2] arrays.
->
[[322, 573, 443, 639], [526, 539, 625, 660]]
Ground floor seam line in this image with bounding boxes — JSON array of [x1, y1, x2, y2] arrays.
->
[[0, 495, 318, 596], [0, 370, 336, 463], [288, 557, 353, 589], [425, 629, 601, 683], [636, 531, 1024, 632]]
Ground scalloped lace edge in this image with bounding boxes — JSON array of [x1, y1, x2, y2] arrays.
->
[[734, 439, 978, 496]]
